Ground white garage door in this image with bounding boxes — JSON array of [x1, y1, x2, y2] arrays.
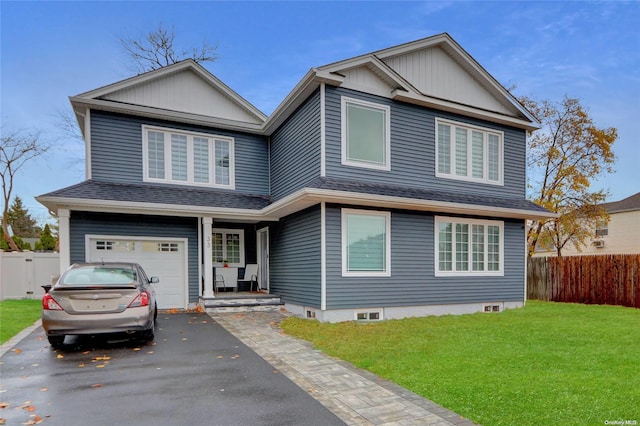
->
[[88, 236, 187, 309]]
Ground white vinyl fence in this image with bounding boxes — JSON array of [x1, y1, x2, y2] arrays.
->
[[0, 252, 60, 300]]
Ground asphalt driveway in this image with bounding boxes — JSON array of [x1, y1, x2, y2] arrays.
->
[[0, 312, 345, 426]]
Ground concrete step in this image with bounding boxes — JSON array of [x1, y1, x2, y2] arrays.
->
[[201, 293, 283, 313]]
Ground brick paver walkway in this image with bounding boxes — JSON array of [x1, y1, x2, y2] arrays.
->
[[208, 309, 475, 426]]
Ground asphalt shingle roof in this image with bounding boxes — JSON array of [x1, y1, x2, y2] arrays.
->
[[602, 192, 640, 213], [39, 180, 272, 210], [305, 177, 549, 213]]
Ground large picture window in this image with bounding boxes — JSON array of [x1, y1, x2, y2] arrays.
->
[[341, 97, 391, 171], [342, 209, 391, 277], [435, 216, 503, 276], [212, 229, 244, 267], [436, 118, 503, 185], [143, 125, 234, 188]]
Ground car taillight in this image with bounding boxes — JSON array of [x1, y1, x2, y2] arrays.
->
[[42, 294, 63, 311], [128, 291, 150, 308]]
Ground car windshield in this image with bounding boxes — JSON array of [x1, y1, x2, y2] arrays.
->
[[59, 267, 137, 287]]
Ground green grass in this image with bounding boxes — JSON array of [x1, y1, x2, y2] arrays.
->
[[282, 301, 640, 425], [0, 299, 42, 344]]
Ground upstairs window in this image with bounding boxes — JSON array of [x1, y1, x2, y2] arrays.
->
[[143, 125, 234, 188], [341, 97, 391, 171], [436, 118, 503, 185]]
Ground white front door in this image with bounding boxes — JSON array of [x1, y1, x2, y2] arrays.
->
[[87, 236, 188, 309], [257, 228, 269, 292]]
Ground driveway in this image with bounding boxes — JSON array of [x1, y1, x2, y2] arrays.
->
[[0, 312, 345, 426]]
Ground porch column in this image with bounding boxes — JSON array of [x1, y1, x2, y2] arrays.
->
[[202, 217, 214, 298], [58, 209, 70, 274]]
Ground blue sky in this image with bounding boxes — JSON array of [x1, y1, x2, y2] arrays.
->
[[1, 1, 639, 225]]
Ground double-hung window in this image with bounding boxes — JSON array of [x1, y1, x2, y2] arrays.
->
[[436, 118, 503, 185], [342, 209, 391, 277], [212, 228, 245, 267], [143, 125, 234, 188], [435, 216, 503, 276], [341, 97, 391, 171]]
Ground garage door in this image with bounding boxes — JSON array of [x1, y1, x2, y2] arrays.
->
[[88, 237, 187, 309]]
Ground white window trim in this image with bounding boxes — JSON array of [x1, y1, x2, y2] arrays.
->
[[435, 118, 504, 186], [341, 208, 391, 277], [212, 228, 245, 268], [434, 216, 504, 277], [142, 125, 235, 189], [341, 96, 391, 171]]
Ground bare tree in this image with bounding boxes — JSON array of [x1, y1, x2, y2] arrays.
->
[[1, 129, 49, 251], [120, 23, 218, 73]]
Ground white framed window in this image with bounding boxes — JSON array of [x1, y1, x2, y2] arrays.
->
[[212, 228, 244, 267], [436, 118, 503, 185], [341, 97, 391, 171], [342, 209, 391, 277], [142, 125, 234, 188], [435, 216, 503, 276]]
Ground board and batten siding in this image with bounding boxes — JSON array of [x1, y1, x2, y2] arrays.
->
[[270, 90, 321, 200], [90, 110, 270, 195], [269, 205, 322, 308], [69, 211, 200, 303], [324, 204, 525, 309], [324, 86, 526, 199]]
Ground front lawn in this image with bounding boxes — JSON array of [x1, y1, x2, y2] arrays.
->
[[0, 299, 42, 344], [282, 301, 640, 425]]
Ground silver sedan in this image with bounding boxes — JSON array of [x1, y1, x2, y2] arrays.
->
[[42, 262, 158, 348]]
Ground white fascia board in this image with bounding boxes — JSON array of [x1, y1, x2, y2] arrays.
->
[[263, 188, 556, 220], [36, 196, 272, 222], [70, 98, 264, 134], [263, 69, 344, 134], [393, 90, 540, 131]]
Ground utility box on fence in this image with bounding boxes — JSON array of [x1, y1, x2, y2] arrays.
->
[[0, 252, 60, 300]]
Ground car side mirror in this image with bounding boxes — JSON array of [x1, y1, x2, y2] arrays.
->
[[150, 277, 160, 284]]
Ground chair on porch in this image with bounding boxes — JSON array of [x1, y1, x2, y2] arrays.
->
[[238, 264, 259, 292], [214, 267, 238, 293]]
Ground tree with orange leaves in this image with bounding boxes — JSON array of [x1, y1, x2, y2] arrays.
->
[[521, 96, 617, 257]]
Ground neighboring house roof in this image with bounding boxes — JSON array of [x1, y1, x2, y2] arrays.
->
[[37, 178, 550, 221], [601, 192, 640, 214]]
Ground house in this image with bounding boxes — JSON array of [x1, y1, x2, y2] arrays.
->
[[37, 33, 551, 322], [536, 192, 640, 256]]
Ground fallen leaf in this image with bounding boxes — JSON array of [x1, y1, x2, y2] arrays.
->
[[92, 356, 111, 361], [181, 338, 188, 341], [216, 356, 224, 359], [220, 389, 224, 392], [0, 402, 8, 409], [0, 417, 5, 424], [132, 348, 141, 351], [39, 388, 48, 392], [36, 336, 44, 341], [82, 351, 90, 355], [12, 349, 22, 354], [91, 384, 102, 388], [273, 370, 279, 374], [25, 405, 35, 412], [147, 351, 154, 354], [56, 354, 63, 359], [96, 365, 105, 369], [78, 363, 85, 368]]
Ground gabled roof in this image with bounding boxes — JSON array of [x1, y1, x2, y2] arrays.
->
[[602, 192, 640, 213], [70, 60, 267, 136], [265, 33, 539, 133]]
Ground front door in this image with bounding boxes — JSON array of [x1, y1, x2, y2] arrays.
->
[[257, 227, 269, 292]]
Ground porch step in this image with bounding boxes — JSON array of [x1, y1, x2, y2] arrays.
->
[[201, 293, 284, 313]]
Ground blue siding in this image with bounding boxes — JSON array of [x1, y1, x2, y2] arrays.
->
[[90, 111, 270, 195], [270, 90, 321, 200], [269, 205, 322, 307], [69, 212, 200, 303], [325, 204, 525, 309], [324, 87, 526, 199]]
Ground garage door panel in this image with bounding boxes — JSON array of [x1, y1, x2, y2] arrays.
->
[[88, 237, 186, 309]]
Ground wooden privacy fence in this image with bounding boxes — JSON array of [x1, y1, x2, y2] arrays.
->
[[527, 254, 640, 308]]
